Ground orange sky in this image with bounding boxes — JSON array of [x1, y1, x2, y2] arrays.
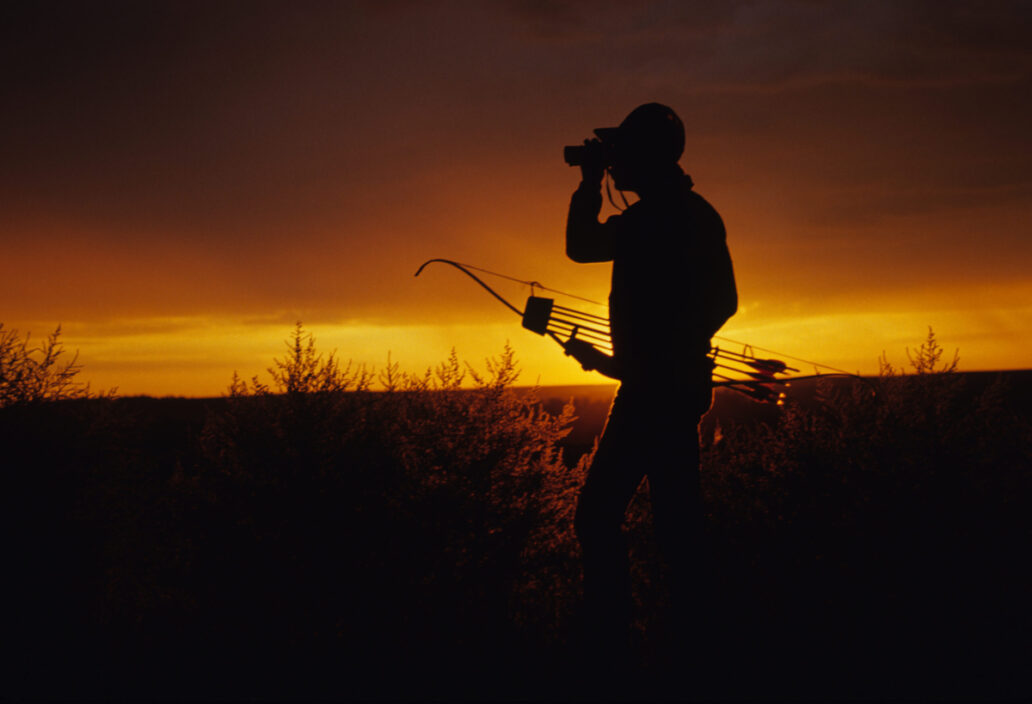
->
[[3, 1, 1031, 396]]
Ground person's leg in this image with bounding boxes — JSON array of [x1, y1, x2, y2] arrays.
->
[[646, 414, 710, 663], [574, 394, 646, 669]]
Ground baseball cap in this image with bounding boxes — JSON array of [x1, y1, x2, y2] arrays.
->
[[594, 102, 685, 163]]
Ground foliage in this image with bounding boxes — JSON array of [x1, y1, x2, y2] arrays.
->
[[193, 324, 584, 668], [0, 324, 99, 407], [4, 323, 1028, 698], [700, 327, 1031, 690]]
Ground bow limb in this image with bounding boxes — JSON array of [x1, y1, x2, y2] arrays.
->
[[414, 259, 525, 317]]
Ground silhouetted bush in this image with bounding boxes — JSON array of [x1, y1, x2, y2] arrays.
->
[[0, 324, 105, 406], [4, 323, 1028, 698], [184, 324, 585, 686], [700, 328, 1032, 695]]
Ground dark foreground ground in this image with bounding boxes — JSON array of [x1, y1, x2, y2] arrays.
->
[[4, 373, 1031, 700]]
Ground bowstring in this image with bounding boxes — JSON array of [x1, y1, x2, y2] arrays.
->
[[452, 261, 608, 309]]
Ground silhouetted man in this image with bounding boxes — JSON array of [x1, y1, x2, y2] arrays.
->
[[563, 103, 737, 671]]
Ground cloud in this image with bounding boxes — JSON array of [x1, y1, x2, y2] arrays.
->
[[2, 0, 1030, 384], [502, 0, 1032, 91]]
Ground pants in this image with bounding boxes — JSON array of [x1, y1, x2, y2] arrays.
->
[[574, 383, 709, 660]]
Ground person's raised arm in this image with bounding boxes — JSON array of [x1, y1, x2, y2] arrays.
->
[[566, 158, 616, 263]]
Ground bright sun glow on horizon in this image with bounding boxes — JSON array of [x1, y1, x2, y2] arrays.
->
[[3, 2, 1031, 399], [14, 292, 1031, 398]]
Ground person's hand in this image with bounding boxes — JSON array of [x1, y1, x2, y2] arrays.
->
[[579, 139, 605, 188], [563, 336, 601, 371]]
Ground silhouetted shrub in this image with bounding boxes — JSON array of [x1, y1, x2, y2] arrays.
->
[[0, 324, 102, 406], [5, 323, 1028, 698], [700, 328, 1032, 692], [189, 324, 584, 675]]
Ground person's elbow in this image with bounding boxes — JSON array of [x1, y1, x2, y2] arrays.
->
[[566, 224, 610, 263], [566, 241, 595, 263], [722, 291, 738, 324], [565, 227, 594, 262], [709, 288, 738, 334]]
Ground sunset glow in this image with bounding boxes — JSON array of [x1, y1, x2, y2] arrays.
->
[[3, 2, 1030, 396]]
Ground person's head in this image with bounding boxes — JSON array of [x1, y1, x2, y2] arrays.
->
[[596, 103, 685, 193]]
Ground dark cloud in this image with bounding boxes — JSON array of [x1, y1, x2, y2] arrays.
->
[[1, 0, 1030, 331], [513, 0, 1032, 98]]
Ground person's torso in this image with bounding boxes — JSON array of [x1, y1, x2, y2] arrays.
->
[[607, 177, 729, 386]]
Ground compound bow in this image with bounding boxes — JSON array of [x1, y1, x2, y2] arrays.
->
[[415, 258, 862, 404]]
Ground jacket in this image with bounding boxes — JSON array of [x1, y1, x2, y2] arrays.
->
[[566, 171, 737, 389]]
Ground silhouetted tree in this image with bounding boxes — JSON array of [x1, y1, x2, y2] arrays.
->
[[699, 327, 1031, 696], [193, 324, 585, 682], [0, 324, 99, 406]]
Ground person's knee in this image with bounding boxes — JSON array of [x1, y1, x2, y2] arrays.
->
[[574, 498, 623, 549], [572, 500, 593, 544]]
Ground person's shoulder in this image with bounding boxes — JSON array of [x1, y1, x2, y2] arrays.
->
[[682, 179, 716, 209], [683, 188, 724, 226]]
